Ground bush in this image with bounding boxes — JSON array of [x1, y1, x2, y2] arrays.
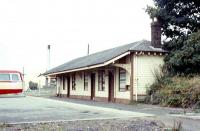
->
[[146, 74, 200, 108], [29, 81, 38, 90]]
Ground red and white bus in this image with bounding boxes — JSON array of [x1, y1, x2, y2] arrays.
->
[[0, 70, 23, 94]]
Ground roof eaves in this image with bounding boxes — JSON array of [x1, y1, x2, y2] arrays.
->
[[44, 51, 131, 76]]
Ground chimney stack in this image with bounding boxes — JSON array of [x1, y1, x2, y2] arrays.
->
[[151, 17, 161, 48]]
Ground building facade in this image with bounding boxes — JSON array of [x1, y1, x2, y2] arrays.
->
[[43, 20, 168, 104], [54, 53, 165, 104]]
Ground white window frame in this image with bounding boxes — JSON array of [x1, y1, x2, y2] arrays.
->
[[119, 68, 127, 92], [10, 73, 21, 81]]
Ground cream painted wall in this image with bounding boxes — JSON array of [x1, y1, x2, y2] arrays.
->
[[56, 76, 67, 94], [70, 72, 91, 96], [95, 70, 108, 98], [115, 67, 130, 99], [60, 76, 67, 94], [134, 55, 164, 95], [114, 55, 131, 100], [56, 55, 132, 100], [56, 77, 60, 94]]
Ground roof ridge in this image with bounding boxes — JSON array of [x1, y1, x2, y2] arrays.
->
[[87, 41, 135, 56]]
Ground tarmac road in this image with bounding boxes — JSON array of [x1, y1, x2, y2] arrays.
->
[[0, 95, 153, 124], [1, 95, 200, 131]]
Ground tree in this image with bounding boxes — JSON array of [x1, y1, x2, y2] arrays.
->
[[164, 30, 200, 75], [146, 0, 200, 39], [146, 0, 200, 75]]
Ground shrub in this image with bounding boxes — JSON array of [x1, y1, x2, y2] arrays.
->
[[146, 74, 200, 108], [29, 81, 38, 90]]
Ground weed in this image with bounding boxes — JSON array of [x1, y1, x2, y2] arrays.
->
[[172, 121, 182, 131]]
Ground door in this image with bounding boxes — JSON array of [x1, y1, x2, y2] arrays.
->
[[67, 76, 70, 97], [108, 71, 114, 102], [63, 76, 65, 90], [91, 73, 95, 100]]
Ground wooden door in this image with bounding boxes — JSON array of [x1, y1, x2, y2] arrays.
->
[[63, 76, 65, 90], [108, 71, 114, 102], [91, 73, 95, 100], [67, 76, 70, 97]]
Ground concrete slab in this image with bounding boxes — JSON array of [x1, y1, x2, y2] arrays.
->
[[0, 95, 153, 124]]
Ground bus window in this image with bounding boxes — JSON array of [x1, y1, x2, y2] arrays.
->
[[11, 74, 20, 81], [0, 74, 10, 81]]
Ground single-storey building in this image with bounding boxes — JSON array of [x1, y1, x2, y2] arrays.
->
[[43, 20, 168, 104]]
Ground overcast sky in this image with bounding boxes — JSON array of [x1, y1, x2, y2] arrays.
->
[[0, 0, 154, 76]]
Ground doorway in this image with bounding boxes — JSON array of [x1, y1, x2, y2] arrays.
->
[[63, 76, 65, 90], [67, 76, 70, 97], [91, 73, 95, 100], [108, 71, 114, 102]]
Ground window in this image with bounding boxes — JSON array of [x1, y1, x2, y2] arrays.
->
[[98, 70, 105, 91], [119, 68, 126, 91], [72, 73, 76, 90], [0, 74, 10, 81], [84, 72, 88, 91], [12, 74, 19, 81]]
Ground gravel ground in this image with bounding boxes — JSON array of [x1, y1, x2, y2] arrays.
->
[[0, 118, 167, 131]]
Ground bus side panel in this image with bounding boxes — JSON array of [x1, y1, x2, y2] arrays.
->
[[0, 81, 23, 94]]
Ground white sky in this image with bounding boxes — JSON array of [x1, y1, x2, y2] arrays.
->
[[0, 0, 154, 78]]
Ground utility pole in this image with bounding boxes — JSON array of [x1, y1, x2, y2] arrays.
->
[[46, 44, 51, 87], [47, 45, 51, 70], [87, 43, 90, 55]]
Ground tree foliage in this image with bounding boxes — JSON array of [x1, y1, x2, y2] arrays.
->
[[146, 0, 200, 75], [164, 30, 200, 75], [146, 0, 200, 39]]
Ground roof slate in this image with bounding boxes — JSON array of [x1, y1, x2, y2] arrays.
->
[[44, 40, 167, 75]]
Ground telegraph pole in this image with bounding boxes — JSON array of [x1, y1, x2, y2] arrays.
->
[[45, 45, 51, 87], [47, 45, 51, 70], [87, 43, 89, 55]]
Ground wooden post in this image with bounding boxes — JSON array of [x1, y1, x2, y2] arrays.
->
[[130, 53, 134, 101]]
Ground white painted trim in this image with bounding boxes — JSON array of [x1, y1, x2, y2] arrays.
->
[[133, 55, 138, 101], [113, 63, 131, 74], [135, 55, 138, 101], [45, 51, 130, 76]]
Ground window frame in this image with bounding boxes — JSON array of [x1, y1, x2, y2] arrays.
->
[[119, 68, 127, 92], [84, 72, 88, 91], [98, 70, 105, 91], [0, 73, 21, 82], [72, 73, 76, 90], [11, 73, 20, 81]]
